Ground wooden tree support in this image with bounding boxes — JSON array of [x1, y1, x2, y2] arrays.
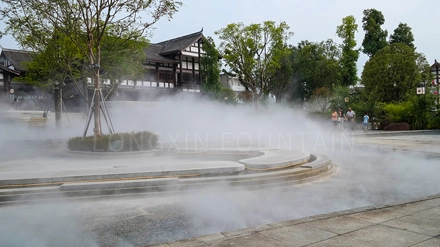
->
[[83, 89, 115, 137]]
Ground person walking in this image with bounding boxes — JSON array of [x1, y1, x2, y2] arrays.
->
[[346, 107, 356, 130], [332, 109, 338, 128], [338, 107, 345, 125], [363, 112, 370, 132]]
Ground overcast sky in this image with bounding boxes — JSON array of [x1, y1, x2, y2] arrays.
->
[[1, 0, 439, 74]]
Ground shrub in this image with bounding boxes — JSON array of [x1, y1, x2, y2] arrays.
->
[[428, 116, 440, 129], [67, 131, 158, 152], [220, 88, 237, 104], [383, 101, 413, 123]]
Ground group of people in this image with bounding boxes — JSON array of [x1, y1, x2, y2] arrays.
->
[[332, 107, 370, 131]]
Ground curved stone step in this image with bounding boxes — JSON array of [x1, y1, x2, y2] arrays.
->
[[239, 149, 311, 169]]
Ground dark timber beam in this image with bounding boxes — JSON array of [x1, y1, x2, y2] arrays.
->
[[198, 39, 201, 83], [179, 53, 183, 87]]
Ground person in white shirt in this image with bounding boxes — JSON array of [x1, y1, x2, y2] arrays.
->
[[346, 107, 355, 129]]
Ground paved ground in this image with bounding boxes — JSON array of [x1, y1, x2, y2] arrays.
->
[[150, 130, 440, 247], [152, 194, 440, 247]]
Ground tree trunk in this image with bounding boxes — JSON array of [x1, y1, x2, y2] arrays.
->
[[83, 77, 89, 113], [94, 70, 102, 136], [54, 84, 62, 128]]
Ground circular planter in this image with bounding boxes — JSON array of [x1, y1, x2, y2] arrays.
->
[[66, 150, 157, 159]]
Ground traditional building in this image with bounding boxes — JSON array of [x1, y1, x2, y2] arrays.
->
[[115, 30, 206, 93], [0, 48, 34, 98], [0, 30, 208, 106]]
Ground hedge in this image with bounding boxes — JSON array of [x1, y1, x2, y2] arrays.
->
[[68, 131, 158, 152]]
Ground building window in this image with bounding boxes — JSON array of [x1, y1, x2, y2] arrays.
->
[[159, 72, 173, 82], [144, 70, 156, 81], [182, 73, 193, 82]]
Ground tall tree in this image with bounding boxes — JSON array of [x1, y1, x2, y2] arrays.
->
[[267, 49, 294, 102], [389, 22, 415, 49], [361, 8, 388, 57], [361, 43, 422, 103], [200, 36, 222, 97], [215, 21, 293, 103], [0, 0, 182, 136], [336, 15, 360, 86], [289, 40, 342, 104]]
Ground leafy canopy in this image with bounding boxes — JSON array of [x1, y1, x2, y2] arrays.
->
[[361, 8, 388, 57], [361, 43, 425, 103], [336, 15, 360, 86], [389, 22, 415, 49], [215, 21, 293, 97], [289, 39, 341, 103], [200, 36, 222, 97]]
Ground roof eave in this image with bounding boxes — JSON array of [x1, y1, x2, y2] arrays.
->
[[0, 64, 21, 76]]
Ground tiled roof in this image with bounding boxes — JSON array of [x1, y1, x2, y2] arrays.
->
[[144, 44, 177, 63], [155, 30, 204, 55], [1, 48, 35, 72]]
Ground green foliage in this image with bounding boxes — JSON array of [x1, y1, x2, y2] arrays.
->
[[17, 30, 84, 92], [267, 49, 294, 101], [100, 32, 149, 85], [389, 23, 415, 49], [329, 85, 350, 110], [219, 88, 237, 104], [67, 131, 159, 152], [215, 21, 293, 96], [361, 8, 388, 57], [350, 93, 384, 120], [428, 115, 440, 129], [382, 94, 435, 129], [361, 43, 420, 103], [200, 36, 222, 96], [311, 87, 333, 116], [383, 101, 413, 122], [336, 15, 360, 86], [410, 94, 436, 130], [290, 39, 342, 103]]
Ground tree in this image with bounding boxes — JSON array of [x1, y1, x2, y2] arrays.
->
[[200, 36, 222, 97], [0, 0, 182, 136], [361, 43, 422, 103], [215, 21, 293, 103], [361, 9, 388, 57], [99, 30, 149, 101], [329, 85, 350, 110], [336, 15, 360, 86], [289, 40, 341, 104], [389, 22, 415, 49], [267, 48, 294, 102], [311, 87, 332, 116]]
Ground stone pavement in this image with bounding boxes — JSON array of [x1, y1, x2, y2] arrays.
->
[[149, 130, 440, 247], [151, 194, 440, 247]]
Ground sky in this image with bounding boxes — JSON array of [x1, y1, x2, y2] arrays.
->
[[1, 0, 439, 74]]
